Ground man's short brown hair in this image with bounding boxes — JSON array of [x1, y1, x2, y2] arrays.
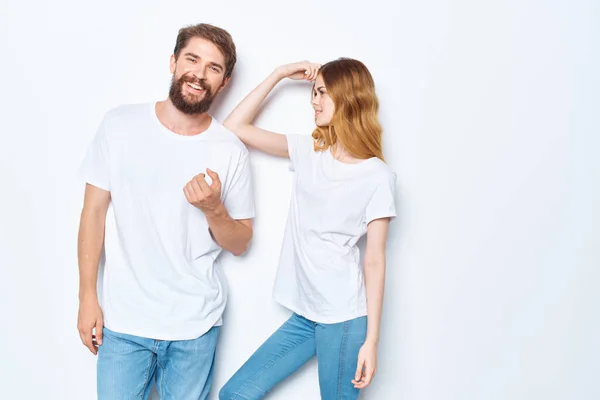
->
[[173, 24, 236, 78]]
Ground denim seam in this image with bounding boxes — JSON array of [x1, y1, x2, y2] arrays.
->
[[157, 357, 166, 398], [140, 341, 159, 399], [230, 335, 314, 400], [337, 321, 350, 400]]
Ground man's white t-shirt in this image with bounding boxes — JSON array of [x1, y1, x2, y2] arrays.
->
[[80, 103, 254, 340], [273, 134, 397, 324]]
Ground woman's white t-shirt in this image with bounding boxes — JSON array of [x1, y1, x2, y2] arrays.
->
[[273, 134, 397, 324]]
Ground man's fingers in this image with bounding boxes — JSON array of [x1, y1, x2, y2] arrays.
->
[[190, 177, 205, 197], [185, 171, 219, 206], [206, 169, 221, 189], [81, 330, 97, 355], [183, 185, 193, 202], [84, 334, 96, 354], [195, 173, 211, 192], [185, 183, 198, 201], [95, 322, 103, 346]]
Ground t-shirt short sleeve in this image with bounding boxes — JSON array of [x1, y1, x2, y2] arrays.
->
[[80, 116, 111, 191], [365, 171, 397, 224], [286, 134, 314, 172], [222, 150, 255, 220]]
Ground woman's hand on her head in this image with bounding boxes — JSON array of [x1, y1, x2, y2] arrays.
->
[[274, 61, 321, 82]]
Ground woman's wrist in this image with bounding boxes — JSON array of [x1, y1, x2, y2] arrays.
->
[[365, 335, 379, 346], [269, 68, 286, 82]]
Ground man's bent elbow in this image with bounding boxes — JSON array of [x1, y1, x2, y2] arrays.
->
[[231, 236, 252, 257], [231, 248, 246, 257]]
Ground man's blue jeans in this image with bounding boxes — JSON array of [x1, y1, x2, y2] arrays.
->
[[97, 326, 220, 399]]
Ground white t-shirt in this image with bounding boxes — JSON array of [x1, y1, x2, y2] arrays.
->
[[80, 103, 254, 340], [273, 134, 396, 324]]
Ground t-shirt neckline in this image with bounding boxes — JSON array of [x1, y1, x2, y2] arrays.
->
[[151, 102, 214, 141], [325, 146, 378, 167]]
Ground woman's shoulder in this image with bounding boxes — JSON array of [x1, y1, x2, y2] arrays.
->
[[369, 158, 395, 178]]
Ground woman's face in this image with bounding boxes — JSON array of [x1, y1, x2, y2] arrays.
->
[[312, 74, 335, 126]]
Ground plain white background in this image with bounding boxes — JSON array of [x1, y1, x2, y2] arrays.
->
[[0, 0, 598, 399]]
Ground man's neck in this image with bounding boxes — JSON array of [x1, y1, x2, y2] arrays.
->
[[155, 99, 212, 136]]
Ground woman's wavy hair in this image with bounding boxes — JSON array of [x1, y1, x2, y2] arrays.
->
[[312, 58, 384, 161]]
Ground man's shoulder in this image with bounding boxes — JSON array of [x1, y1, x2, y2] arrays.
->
[[103, 103, 150, 123], [208, 118, 249, 155]]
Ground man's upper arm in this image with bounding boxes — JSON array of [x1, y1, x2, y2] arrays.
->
[[236, 218, 252, 229], [80, 116, 111, 192], [222, 150, 255, 220]]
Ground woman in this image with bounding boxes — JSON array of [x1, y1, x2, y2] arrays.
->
[[219, 59, 397, 400]]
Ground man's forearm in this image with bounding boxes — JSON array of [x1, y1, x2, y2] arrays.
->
[[77, 210, 106, 301], [205, 203, 252, 256]]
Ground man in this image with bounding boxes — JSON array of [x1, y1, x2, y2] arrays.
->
[[77, 23, 254, 399]]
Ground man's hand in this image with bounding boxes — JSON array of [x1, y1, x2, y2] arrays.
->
[[184, 168, 223, 216], [77, 297, 104, 355]]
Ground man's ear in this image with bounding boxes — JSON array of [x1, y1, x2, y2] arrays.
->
[[217, 76, 231, 93], [170, 54, 177, 75]]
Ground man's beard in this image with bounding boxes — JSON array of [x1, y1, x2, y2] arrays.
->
[[169, 74, 218, 115]]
